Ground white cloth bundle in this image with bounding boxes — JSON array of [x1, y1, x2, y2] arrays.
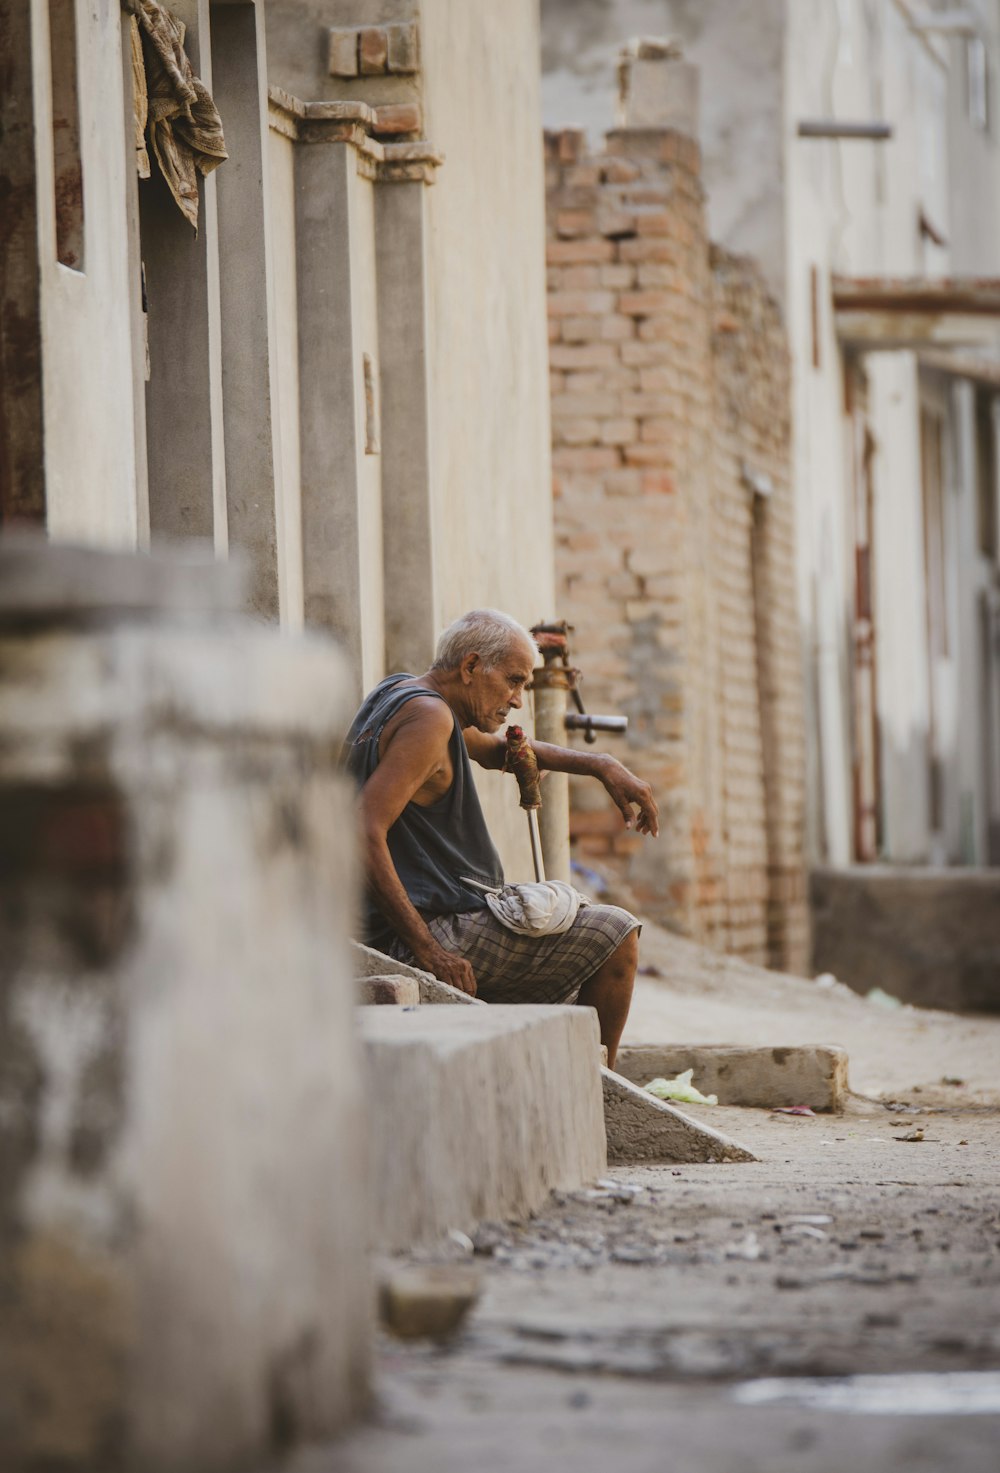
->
[[482, 880, 583, 936]]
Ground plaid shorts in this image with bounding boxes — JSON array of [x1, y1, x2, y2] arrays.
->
[[384, 901, 640, 1004]]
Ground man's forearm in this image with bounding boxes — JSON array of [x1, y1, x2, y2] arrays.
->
[[531, 739, 612, 779], [363, 828, 437, 958]]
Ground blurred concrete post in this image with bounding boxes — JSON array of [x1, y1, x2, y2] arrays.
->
[[0, 539, 370, 1471]]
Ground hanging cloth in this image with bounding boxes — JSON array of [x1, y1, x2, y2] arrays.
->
[[123, 0, 227, 230]]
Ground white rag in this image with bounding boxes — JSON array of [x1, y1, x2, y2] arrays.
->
[[482, 880, 583, 936]]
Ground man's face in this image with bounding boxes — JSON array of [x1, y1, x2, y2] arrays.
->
[[464, 641, 536, 732]]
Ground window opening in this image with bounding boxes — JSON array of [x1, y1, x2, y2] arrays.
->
[[967, 36, 991, 134], [48, 0, 85, 270], [975, 389, 998, 560]]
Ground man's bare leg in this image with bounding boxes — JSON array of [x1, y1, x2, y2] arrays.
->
[[576, 928, 639, 1071]]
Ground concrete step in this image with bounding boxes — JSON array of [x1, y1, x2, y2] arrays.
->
[[359, 1005, 607, 1251], [602, 1068, 757, 1164], [616, 1044, 849, 1112], [355, 942, 757, 1167]]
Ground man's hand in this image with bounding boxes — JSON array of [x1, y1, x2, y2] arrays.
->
[[413, 939, 478, 997], [598, 756, 659, 836]]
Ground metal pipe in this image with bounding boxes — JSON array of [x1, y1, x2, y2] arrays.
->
[[532, 665, 572, 882], [526, 809, 546, 883], [563, 713, 629, 736]]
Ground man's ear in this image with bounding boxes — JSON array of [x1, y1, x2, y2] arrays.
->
[[459, 652, 480, 684]]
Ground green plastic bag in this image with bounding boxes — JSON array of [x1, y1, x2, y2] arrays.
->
[[645, 1069, 718, 1106]]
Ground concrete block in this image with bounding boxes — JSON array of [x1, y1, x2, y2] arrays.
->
[[359, 975, 421, 1006], [378, 1266, 480, 1341], [360, 1006, 607, 1249], [373, 103, 421, 136], [386, 21, 420, 74], [328, 27, 359, 78], [601, 1069, 756, 1164], [615, 1044, 850, 1112], [351, 941, 484, 1006], [359, 27, 388, 74], [0, 544, 370, 1470]]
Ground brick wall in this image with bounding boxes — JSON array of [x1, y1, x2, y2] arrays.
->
[[545, 126, 808, 974]]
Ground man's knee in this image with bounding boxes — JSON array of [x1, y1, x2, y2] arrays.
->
[[611, 926, 640, 975]]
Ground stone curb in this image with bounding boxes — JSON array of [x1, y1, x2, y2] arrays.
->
[[616, 1044, 850, 1112]]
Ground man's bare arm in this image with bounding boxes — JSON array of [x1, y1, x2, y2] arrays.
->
[[463, 727, 658, 837], [360, 700, 477, 995]]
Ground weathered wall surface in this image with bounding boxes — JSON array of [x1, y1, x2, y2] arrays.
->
[[539, 0, 787, 297], [812, 867, 1000, 1014], [0, 545, 371, 1471], [710, 248, 809, 970], [29, 0, 144, 546], [545, 119, 808, 970]]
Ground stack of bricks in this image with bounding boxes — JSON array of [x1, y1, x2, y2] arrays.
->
[[545, 124, 809, 973]]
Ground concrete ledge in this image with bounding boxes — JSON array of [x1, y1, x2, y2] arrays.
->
[[601, 1069, 756, 1164], [352, 940, 483, 1005], [616, 1044, 850, 1112], [360, 1006, 607, 1250]]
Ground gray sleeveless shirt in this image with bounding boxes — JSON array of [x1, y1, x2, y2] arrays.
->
[[343, 674, 504, 950]]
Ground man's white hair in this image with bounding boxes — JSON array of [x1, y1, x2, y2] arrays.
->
[[431, 609, 539, 672]]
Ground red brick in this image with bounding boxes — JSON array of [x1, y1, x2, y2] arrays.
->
[[359, 27, 388, 73], [548, 290, 615, 317], [559, 264, 602, 290], [600, 315, 635, 342], [556, 208, 596, 238], [619, 291, 676, 317], [549, 343, 619, 370], [561, 315, 603, 343], [373, 102, 420, 135], [618, 238, 677, 263], [551, 446, 621, 472], [546, 239, 615, 264]]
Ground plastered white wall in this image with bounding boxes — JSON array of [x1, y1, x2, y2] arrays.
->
[[419, 0, 556, 877], [31, 2, 141, 547]]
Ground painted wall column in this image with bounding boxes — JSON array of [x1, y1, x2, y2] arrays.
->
[[375, 178, 437, 674], [292, 111, 384, 692], [211, 0, 281, 619]]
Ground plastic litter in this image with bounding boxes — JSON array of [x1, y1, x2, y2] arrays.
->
[[644, 1069, 718, 1106], [725, 1231, 763, 1261], [773, 1105, 816, 1117], [866, 986, 903, 1010]]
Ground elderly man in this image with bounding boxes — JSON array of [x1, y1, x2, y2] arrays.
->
[[344, 609, 658, 1067]]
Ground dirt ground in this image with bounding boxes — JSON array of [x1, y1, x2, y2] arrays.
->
[[276, 924, 1000, 1473]]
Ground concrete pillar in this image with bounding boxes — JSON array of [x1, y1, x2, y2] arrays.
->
[[295, 129, 384, 691], [211, 0, 281, 619], [375, 180, 437, 674], [0, 0, 45, 524], [141, 0, 227, 550], [0, 540, 371, 1471]]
